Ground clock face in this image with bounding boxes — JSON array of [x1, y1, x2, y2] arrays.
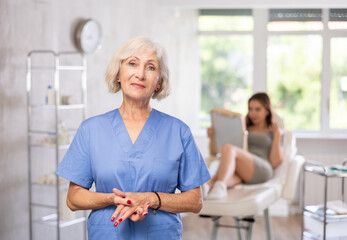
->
[[77, 19, 102, 54]]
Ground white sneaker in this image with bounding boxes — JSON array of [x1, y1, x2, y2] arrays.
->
[[202, 183, 210, 199], [206, 181, 227, 200]]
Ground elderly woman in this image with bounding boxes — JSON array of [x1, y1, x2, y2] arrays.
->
[[56, 36, 211, 239]]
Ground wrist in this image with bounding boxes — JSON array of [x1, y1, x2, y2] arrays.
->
[[153, 192, 161, 210], [273, 130, 281, 137], [107, 193, 115, 205], [147, 192, 160, 209]]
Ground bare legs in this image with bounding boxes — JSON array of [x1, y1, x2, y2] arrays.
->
[[207, 144, 255, 189]]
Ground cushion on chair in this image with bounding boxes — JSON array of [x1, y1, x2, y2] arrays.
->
[[211, 111, 244, 150], [204, 157, 283, 217], [200, 186, 278, 217]]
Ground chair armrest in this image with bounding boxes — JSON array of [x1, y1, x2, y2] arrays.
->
[[281, 155, 305, 201], [207, 158, 220, 176], [204, 155, 218, 167]]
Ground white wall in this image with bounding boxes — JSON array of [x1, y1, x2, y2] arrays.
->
[[0, 1, 199, 239], [158, 0, 347, 9], [1, 0, 347, 239]]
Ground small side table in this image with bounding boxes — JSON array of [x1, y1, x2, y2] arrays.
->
[[301, 159, 347, 240]]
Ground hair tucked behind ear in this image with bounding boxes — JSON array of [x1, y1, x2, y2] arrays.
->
[[246, 92, 273, 128]]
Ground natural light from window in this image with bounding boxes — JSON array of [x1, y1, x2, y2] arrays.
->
[[267, 35, 322, 131], [199, 15, 253, 31], [330, 37, 347, 129], [267, 21, 323, 31], [199, 8, 347, 133], [199, 11, 253, 128]]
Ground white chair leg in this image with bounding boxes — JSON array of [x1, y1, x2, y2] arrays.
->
[[264, 208, 273, 240], [245, 220, 253, 240], [234, 218, 245, 240], [237, 226, 244, 240], [211, 217, 220, 240]]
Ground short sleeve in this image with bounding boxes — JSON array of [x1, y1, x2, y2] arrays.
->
[[177, 127, 211, 192], [56, 121, 93, 189]]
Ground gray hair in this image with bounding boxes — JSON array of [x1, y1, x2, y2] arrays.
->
[[105, 36, 170, 100]]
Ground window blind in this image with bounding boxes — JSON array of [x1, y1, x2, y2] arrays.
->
[[269, 9, 322, 22], [330, 9, 347, 21], [199, 9, 252, 16]]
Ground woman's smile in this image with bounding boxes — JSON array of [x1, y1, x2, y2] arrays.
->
[[130, 82, 146, 89]]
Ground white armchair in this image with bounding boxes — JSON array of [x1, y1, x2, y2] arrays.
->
[[200, 108, 304, 240]]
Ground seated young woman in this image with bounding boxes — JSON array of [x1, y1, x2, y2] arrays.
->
[[204, 92, 284, 200]]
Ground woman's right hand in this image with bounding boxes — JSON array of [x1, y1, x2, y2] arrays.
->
[[270, 122, 284, 136], [110, 188, 149, 226], [207, 127, 214, 138]]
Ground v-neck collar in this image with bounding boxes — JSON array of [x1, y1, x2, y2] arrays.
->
[[112, 108, 161, 157]]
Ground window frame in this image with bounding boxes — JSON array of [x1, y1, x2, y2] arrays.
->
[[198, 8, 347, 136]]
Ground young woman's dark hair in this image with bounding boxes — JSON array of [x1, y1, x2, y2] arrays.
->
[[246, 92, 273, 128]]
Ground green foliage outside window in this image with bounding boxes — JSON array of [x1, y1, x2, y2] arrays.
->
[[199, 11, 347, 132], [267, 35, 322, 131], [330, 37, 347, 129], [199, 35, 253, 127]]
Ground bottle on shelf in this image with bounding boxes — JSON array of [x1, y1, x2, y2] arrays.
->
[[46, 85, 55, 105]]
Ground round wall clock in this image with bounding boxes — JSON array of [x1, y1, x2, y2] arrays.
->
[[75, 19, 102, 54]]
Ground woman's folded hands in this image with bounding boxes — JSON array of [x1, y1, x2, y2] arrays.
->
[[111, 188, 150, 227]]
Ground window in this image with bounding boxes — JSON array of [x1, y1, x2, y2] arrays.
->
[[329, 9, 347, 129], [267, 35, 322, 130], [267, 9, 323, 131], [330, 37, 347, 129], [199, 9, 253, 31], [199, 9, 253, 128], [329, 9, 347, 29], [199, 8, 347, 134]]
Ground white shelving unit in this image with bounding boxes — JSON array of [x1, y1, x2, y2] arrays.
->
[[301, 160, 347, 240], [26, 50, 87, 240]]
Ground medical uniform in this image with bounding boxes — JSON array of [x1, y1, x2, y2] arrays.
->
[[56, 108, 211, 240]]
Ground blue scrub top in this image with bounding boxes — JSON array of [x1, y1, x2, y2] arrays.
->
[[56, 108, 211, 240]]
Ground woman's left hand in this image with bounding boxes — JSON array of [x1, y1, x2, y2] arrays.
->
[[111, 188, 150, 226]]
